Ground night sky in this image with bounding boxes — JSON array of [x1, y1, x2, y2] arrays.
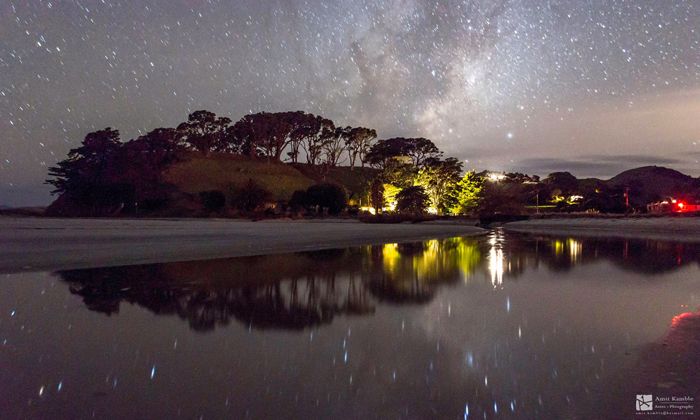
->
[[1, 0, 699, 206]]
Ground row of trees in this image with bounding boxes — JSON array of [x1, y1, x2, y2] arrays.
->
[[46, 110, 378, 212], [47, 108, 487, 216], [362, 136, 483, 215], [175, 110, 377, 167]]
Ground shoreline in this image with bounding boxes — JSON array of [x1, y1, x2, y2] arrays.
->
[[0, 217, 485, 274], [503, 216, 700, 242]]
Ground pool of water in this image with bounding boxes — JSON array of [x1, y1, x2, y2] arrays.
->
[[1, 230, 698, 418]]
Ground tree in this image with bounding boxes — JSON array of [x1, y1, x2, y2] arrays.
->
[[323, 126, 350, 167], [396, 186, 430, 215], [301, 117, 335, 165], [230, 179, 273, 212], [417, 157, 464, 214], [46, 128, 123, 197], [404, 138, 442, 167], [305, 183, 347, 215], [286, 112, 327, 163], [176, 110, 232, 153], [344, 127, 376, 169], [451, 171, 484, 215], [370, 179, 384, 214], [119, 127, 184, 206], [229, 111, 328, 161], [478, 182, 525, 215], [366, 137, 442, 169], [288, 190, 308, 212]]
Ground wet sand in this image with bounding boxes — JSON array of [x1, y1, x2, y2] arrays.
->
[[503, 217, 700, 242], [0, 217, 485, 273]]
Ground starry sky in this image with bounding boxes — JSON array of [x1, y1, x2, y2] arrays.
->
[[1, 0, 699, 206]]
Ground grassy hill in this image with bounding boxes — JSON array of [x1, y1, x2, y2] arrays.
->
[[291, 163, 378, 202], [163, 153, 314, 201]]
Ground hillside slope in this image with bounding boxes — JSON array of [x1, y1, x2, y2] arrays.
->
[[163, 153, 314, 201], [291, 163, 378, 202]]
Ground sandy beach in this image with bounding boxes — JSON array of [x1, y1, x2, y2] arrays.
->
[[503, 216, 700, 242], [0, 217, 485, 273]]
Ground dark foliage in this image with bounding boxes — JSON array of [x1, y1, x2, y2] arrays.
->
[[305, 183, 348, 215], [176, 110, 232, 153], [230, 179, 272, 212], [366, 137, 442, 168], [288, 189, 308, 211], [396, 185, 430, 214], [199, 190, 226, 212]]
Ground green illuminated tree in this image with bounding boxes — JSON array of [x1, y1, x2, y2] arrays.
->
[[417, 157, 463, 214], [450, 171, 484, 215]]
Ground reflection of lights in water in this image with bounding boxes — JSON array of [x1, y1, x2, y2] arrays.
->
[[553, 240, 564, 256], [488, 231, 505, 287], [568, 238, 582, 262], [671, 312, 694, 327], [382, 243, 400, 272]]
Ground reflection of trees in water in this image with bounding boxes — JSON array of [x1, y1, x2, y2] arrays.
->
[[501, 235, 700, 276], [57, 234, 697, 332], [62, 256, 374, 331], [368, 239, 482, 303], [58, 238, 483, 331]]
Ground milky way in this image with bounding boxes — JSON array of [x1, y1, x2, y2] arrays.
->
[[1, 0, 699, 205]]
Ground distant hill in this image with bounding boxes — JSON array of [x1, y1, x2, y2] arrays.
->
[[607, 166, 700, 205]]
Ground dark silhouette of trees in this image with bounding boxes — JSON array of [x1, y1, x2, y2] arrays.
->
[[47, 110, 392, 215], [46, 128, 131, 213], [370, 179, 384, 213], [286, 113, 328, 163], [344, 127, 377, 169], [230, 179, 273, 212], [301, 116, 335, 165], [324, 126, 350, 167], [366, 137, 442, 169], [396, 186, 430, 214], [229, 111, 298, 160], [305, 183, 348, 215], [176, 110, 232, 153]]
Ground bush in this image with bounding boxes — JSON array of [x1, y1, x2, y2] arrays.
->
[[199, 190, 226, 212], [396, 186, 430, 214], [288, 189, 308, 211], [230, 179, 272, 212], [305, 183, 348, 215]]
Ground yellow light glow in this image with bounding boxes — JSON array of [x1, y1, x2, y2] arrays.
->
[[487, 233, 505, 287], [568, 238, 582, 262], [487, 172, 506, 182], [360, 206, 376, 215]]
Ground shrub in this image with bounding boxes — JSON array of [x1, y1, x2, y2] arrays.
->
[[288, 189, 308, 211], [230, 179, 272, 212], [199, 190, 226, 212], [396, 186, 430, 214], [305, 183, 348, 215]]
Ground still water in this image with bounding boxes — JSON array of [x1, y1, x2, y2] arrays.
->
[[1, 231, 699, 418]]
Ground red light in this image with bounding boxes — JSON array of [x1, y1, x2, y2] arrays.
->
[[678, 202, 685, 209]]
